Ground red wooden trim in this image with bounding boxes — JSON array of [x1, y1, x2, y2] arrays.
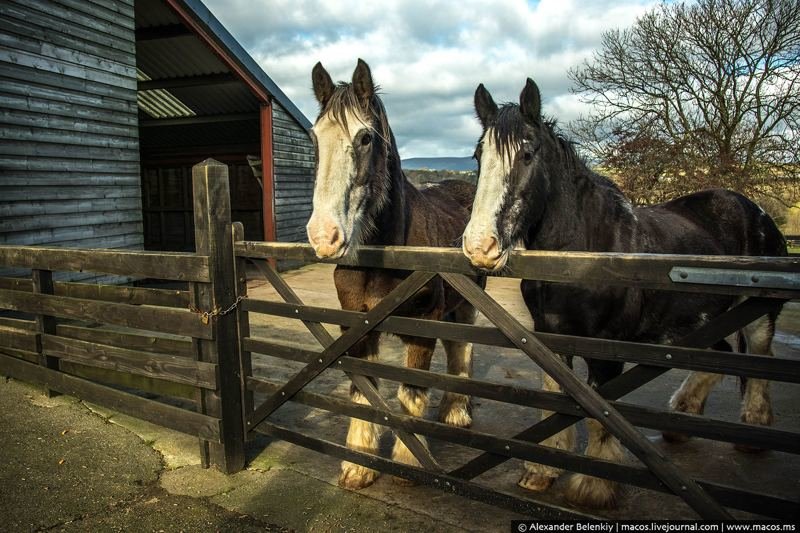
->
[[163, 0, 270, 103], [260, 103, 276, 243]]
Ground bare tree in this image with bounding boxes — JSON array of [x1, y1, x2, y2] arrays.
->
[[570, 0, 800, 209]]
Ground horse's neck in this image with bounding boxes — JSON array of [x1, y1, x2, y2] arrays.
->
[[530, 168, 636, 252], [364, 144, 413, 246]]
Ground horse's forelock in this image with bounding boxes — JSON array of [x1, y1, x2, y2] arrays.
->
[[319, 82, 389, 144], [490, 104, 524, 163]]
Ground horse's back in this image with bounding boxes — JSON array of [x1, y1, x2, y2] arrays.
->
[[641, 189, 787, 257]]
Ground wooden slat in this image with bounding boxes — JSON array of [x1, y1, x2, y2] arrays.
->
[[248, 377, 798, 519], [0, 277, 189, 308], [441, 272, 731, 520], [0, 353, 220, 441], [60, 361, 196, 400], [0, 246, 210, 282], [243, 299, 800, 383], [0, 346, 39, 363], [244, 337, 800, 454], [0, 317, 35, 330], [56, 324, 193, 357], [236, 242, 800, 298], [42, 335, 217, 389], [0, 289, 211, 339], [0, 326, 38, 352]]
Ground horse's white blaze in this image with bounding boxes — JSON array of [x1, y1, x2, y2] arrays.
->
[[307, 108, 368, 258], [463, 130, 517, 267]]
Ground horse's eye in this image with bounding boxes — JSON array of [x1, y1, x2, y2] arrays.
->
[[522, 151, 534, 164], [360, 133, 372, 146]]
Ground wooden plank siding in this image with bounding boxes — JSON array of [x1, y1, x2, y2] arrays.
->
[[0, 0, 142, 283], [271, 102, 314, 243]]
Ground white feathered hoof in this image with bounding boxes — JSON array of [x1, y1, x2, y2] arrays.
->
[[339, 461, 379, 490], [438, 396, 472, 428], [518, 470, 557, 492], [566, 474, 620, 509]]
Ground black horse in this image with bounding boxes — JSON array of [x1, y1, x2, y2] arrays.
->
[[462, 78, 787, 508]]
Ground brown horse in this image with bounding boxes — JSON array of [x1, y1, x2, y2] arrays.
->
[[307, 59, 482, 489], [463, 78, 787, 508]]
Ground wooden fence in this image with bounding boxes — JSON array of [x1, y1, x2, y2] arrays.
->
[[0, 159, 246, 473], [1, 159, 798, 520]]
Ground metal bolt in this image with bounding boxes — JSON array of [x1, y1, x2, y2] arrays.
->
[[281, 392, 285, 396], [364, 319, 369, 325], [384, 416, 389, 421], [338, 360, 342, 365], [576, 405, 581, 410], [294, 309, 299, 314], [681, 485, 687, 491], [679, 271, 688, 279], [665, 353, 673, 360], [603, 410, 610, 417], [751, 275, 760, 283], [521, 338, 527, 344], [318, 359, 323, 363], [504, 445, 510, 451], [434, 478, 439, 484]]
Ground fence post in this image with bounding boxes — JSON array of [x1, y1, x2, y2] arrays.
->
[[32, 269, 58, 397], [232, 222, 254, 438], [191, 158, 246, 473]]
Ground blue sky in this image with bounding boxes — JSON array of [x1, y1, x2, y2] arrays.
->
[[203, 0, 658, 158]]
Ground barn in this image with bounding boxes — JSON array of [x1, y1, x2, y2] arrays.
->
[[0, 0, 315, 279]]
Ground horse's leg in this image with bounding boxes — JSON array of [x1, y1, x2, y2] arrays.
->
[[662, 340, 730, 443], [392, 335, 437, 483], [566, 361, 626, 509], [438, 304, 476, 428], [736, 315, 776, 452], [339, 331, 382, 490], [519, 356, 576, 492]]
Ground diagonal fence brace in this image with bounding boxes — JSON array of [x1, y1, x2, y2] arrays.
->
[[246, 261, 443, 472], [440, 272, 732, 520]]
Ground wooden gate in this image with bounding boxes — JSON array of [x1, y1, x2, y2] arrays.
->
[[234, 237, 800, 519], [1, 159, 799, 520]]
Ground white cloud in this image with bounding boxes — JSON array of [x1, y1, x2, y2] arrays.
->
[[204, 0, 657, 157]]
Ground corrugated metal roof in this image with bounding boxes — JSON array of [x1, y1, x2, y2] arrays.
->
[[136, 69, 196, 118], [134, 0, 311, 130]]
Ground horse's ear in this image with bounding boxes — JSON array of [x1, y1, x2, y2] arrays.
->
[[312, 62, 335, 108], [519, 78, 541, 123], [352, 58, 375, 107], [474, 84, 498, 129]]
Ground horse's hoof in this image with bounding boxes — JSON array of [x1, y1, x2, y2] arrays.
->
[[734, 443, 766, 454], [439, 406, 472, 428], [339, 462, 379, 489], [391, 475, 417, 486], [566, 474, 619, 509], [661, 431, 690, 443], [518, 471, 556, 492]]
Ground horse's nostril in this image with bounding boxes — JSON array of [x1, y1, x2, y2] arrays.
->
[[328, 226, 340, 246], [480, 236, 500, 258]]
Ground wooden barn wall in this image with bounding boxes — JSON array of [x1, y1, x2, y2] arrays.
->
[[272, 101, 314, 243], [0, 0, 141, 283]]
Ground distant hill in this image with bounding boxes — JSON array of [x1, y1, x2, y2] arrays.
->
[[402, 157, 477, 171]]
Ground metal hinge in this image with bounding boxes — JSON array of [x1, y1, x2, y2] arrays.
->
[[669, 267, 800, 290]]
